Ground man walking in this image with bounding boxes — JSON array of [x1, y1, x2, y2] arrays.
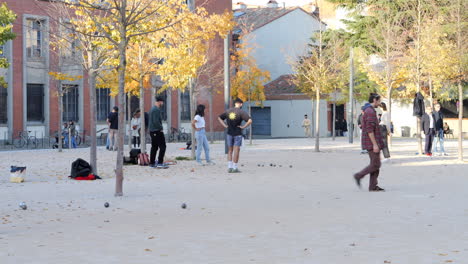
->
[[432, 103, 447, 156], [218, 98, 252, 173], [106, 106, 119, 151], [149, 97, 168, 169], [353, 93, 385, 192], [302, 114, 312, 138], [421, 106, 435, 156]]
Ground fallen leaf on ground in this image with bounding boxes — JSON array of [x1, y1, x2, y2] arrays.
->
[[148, 236, 155, 239], [144, 249, 152, 252], [439, 253, 448, 256]]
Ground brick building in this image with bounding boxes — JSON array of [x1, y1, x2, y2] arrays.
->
[[0, 0, 232, 141]]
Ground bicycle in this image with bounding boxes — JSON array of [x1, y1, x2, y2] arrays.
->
[[14, 131, 39, 149], [168, 127, 190, 142]]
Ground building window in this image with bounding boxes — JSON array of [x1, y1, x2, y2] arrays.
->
[[180, 90, 190, 121], [62, 85, 79, 122], [26, 19, 44, 58], [62, 24, 78, 59], [96, 88, 111, 121], [0, 86, 7, 124], [27, 84, 44, 122]]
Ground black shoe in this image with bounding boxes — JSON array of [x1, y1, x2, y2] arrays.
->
[[353, 174, 361, 189], [370, 186, 385, 192]]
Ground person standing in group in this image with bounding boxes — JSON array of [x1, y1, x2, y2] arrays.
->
[[379, 102, 391, 161], [192, 104, 214, 166], [149, 97, 168, 169], [432, 103, 447, 156], [353, 93, 385, 192], [302, 114, 312, 138], [131, 109, 141, 149], [106, 106, 119, 151], [421, 106, 435, 156], [218, 98, 252, 173]]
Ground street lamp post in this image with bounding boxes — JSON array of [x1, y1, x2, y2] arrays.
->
[[348, 47, 354, 144], [224, 34, 231, 154]]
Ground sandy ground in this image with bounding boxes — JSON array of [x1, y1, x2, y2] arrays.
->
[[1, 137, 468, 264]]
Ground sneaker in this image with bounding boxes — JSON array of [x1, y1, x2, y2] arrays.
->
[[149, 163, 157, 168], [353, 174, 361, 189], [370, 186, 385, 192], [196, 161, 204, 166], [156, 164, 169, 169], [228, 168, 234, 173], [231, 168, 241, 173], [206, 161, 216, 166], [443, 153, 449, 156]]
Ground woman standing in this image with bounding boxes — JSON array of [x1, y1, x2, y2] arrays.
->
[[379, 102, 391, 161], [192, 105, 214, 165], [131, 110, 141, 148]]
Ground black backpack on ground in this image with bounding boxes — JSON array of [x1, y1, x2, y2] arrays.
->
[[129, 149, 141, 164], [70, 158, 92, 178]]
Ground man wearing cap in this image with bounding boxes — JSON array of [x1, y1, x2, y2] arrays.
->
[[218, 98, 252, 173]]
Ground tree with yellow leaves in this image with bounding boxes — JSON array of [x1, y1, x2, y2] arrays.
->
[[63, 0, 233, 196], [231, 40, 270, 145]]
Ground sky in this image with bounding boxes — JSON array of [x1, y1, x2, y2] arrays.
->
[[240, 0, 312, 7]]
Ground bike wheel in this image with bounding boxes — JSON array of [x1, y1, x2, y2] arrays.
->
[[76, 135, 82, 146], [168, 134, 175, 142], [14, 138, 25, 148], [180, 133, 189, 142], [29, 137, 38, 148]]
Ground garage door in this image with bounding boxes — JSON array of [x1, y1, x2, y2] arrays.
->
[[251, 107, 271, 135]]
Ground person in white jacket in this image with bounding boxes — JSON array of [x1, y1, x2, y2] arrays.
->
[[131, 110, 141, 148], [379, 102, 391, 161]]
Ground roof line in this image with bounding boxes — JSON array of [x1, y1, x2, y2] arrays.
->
[[245, 7, 327, 32]]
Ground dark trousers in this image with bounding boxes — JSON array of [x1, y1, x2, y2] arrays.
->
[[150, 131, 166, 165], [355, 151, 381, 191], [425, 129, 435, 154], [132, 136, 140, 148], [379, 125, 390, 158]]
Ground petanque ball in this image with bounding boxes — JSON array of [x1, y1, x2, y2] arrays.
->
[[289, 165, 293, 168], [181, 203, 187, 209], [19, 202, 27, 210], [104, 202, 110, 208]]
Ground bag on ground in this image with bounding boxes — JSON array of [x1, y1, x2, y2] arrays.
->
[[70, 158, 92, 178], [10, 166, 26, 183], [130, 149, 141, 164], [138, 153, 149, 166]]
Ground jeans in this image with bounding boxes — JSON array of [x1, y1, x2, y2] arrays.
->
[[63, 133, 77, 148], [433, 128, 445, 153], [355, 150, 381, 191], [425, 129, 435, 154], [195, 129, 211, 163], [150, 131, 166, 165], [379, 125, 390, 158]]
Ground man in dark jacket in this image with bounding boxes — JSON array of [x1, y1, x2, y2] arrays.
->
[[353, 94, 385, 192], [432, 103, 446, 156], [421, 106, 435, 156], [413, 92, 425, 117], [149, 97, 168, 168]]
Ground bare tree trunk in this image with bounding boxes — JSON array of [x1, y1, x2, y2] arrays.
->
[[88, 66, 98, 175], [387, 86, 393, 147], [58, 82, 63, 152], [315, 88, 320, 152], [189, 78, 196, 160], [458, 82, 463, 161], [416, 0, 423, 155], [209, 91, 214, 143], [429, 78, 434, 108], [248, 95, 252, 145], [115, 39, 127, 197], [332, 94, 336, 141], [139, 78, 146, 153], [127, 92, 132, 150]]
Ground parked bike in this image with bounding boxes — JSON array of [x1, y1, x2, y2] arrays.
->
[[168, 127, 190, 142], [14, 131, 39, 149]]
